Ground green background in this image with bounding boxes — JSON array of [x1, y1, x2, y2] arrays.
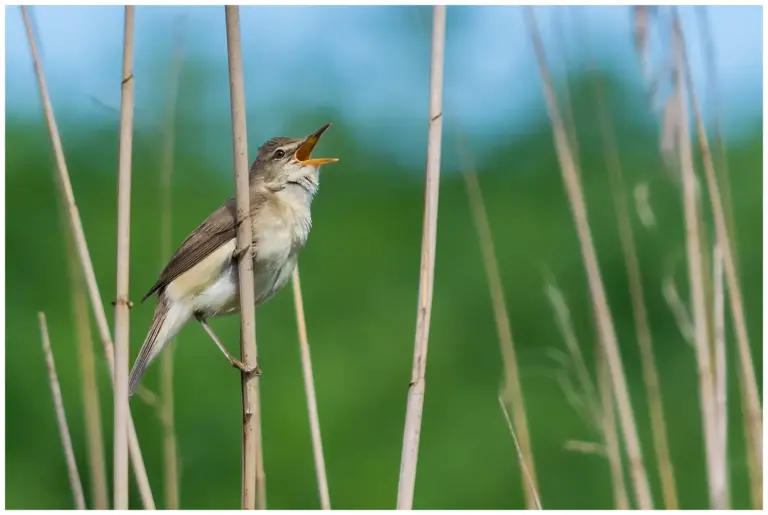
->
[[5, 41, 763, 510]]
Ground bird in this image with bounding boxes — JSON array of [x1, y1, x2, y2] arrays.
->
[[128, 123, 339, 397]]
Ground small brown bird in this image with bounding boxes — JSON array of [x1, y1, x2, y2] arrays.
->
[[128, 123, 339, 396]]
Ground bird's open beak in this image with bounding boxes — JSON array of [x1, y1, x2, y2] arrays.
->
[[295, 123, 339, 166]]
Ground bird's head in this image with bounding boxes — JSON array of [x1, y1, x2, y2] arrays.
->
[[249, 123, 339, 197]]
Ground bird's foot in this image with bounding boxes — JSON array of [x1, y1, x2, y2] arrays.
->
[[230, 358, 262, 377]]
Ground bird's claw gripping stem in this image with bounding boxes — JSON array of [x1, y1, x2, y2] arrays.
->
[[230, 358, 262, 377]]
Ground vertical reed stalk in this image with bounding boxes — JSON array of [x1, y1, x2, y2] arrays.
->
[[291, 266, 331, 509], [113, 6, 136, 509], [37, 5, 108, 505], [457, 141, 539, 509], [712, 244, 729, 508], [39, 312, 87, 510], [587, 48, 678, 510], [498, 395, 542, 509], [224, 5, 265, 509], [67, 244, 109, 509], [669, 15, 719, 509], [159, 19, 185, 510], [396, 5, 446, 509], [21, 6, 156, 509], [54, 167, 109, 508], [597, 348, 629, 509], [696, 7, 739, 271], [545, 279, 624, 508], [524, 7, 653, 509], [561, 9, 675, 505], [673, 14, 762, 507]]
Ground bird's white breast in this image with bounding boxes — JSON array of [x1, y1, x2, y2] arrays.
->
[[169, 189, 313, 318]]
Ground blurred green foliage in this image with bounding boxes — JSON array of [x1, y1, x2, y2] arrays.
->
[[5, 68, 762, 509]]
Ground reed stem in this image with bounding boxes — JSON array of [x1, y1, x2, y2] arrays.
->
[[457, 141, 539, 509], [292, 266, 331, 509], [112, 6, 136, 508], [158, 18, 185, 510], [396, 5, 446, 509], [39, 312, 87, 510], [224, 5, 266, 509], [21, 6, 155, 508], [524, 7, 653, 508]]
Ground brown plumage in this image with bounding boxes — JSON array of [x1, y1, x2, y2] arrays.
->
[[141, 191, 267, 303]]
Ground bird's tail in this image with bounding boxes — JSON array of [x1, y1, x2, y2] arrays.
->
[[128, 295, 192, 397]]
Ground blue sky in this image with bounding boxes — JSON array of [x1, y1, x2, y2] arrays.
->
[[6, 5, 763, 167]]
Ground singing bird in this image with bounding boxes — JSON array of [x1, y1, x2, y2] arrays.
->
[[128, 123, 339, 396]]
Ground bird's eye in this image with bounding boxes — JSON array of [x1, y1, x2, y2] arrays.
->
[[273, 149, 286, 159]]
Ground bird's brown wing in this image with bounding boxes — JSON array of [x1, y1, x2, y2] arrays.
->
[[142, 198, 239, 302]]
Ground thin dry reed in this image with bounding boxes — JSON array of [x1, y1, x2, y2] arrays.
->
[[457, 142, 539, 509], [158, 18, 185, 510], [572, 8, 680, 507], [550, 9, 580, 168], [584, 36, 678, 509], [544, 279, 626, 508], [551, 13, 669, 505], [38, 3, 107, 506], [669, 14, 725, 509], [712, 244, 729, 508], [113, 6, 136, 509], [524, 7, 653, 509], [546, 14, 665, 507], [498, 396, 542, 509], [291, 266, 331, 509], [39, 312, 86, 510], [597, 350, 630, 509], [21, 6, 155, 509], [673, 13, 762, 507], [224, 5, 266, 509], [695, 8, 739, 270], [396, 5, 446, 509], [55, 172, 109, 509]]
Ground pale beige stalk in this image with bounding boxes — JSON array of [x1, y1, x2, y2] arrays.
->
[[668, 17, 720, 509], [551, 8, 580, 168], [21, 7, 155, 509], [712, 244, 729, 509], [696, 7, 739, 270], [113, 6, 136, 509], [524, 7, 653, 509], [545, 279, 625, 508], [396, 5, 445, 510], [54, 170, 109, 509], [457, 145, 539, 509], [588, 53, 678, 510], [498, 395, 542, 509], [41, 4, 107, 506], [39, 312, 87, 510], [159, 18, 185, 510], [674, 14, 762, 507], [69, 250, 109, 509], [292, 266, 331, 509], [597, 349, 629, 509], [224, 6, 265, 509]]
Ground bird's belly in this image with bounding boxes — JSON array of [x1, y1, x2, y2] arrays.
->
[[191, 263, 239, 318], [191, 214, 306, 318], [194, 251, 298, 318], [253, 253, 297, 305]]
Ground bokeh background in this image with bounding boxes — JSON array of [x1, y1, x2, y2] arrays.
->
[[5, 4, 763, 510]]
